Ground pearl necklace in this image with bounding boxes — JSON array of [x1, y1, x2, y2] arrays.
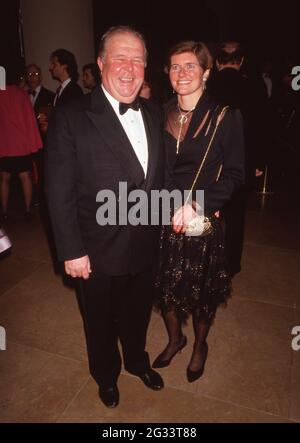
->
[[176, 105, 195, 154]]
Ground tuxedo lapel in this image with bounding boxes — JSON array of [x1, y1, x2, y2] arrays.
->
[[85, 87, 145, 188], [140, 101, 160, 192]]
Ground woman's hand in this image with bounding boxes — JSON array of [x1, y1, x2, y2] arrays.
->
[[172, 204, 197, 233]]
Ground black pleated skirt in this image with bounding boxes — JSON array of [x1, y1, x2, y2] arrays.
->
[[154, 218, 231, 323]]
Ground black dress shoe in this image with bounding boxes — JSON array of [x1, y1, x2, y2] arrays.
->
[[152, 335, 187, 368], [138, 369, 164, 390], [98, 385, 119, 408], [186, 342, 208, 383]]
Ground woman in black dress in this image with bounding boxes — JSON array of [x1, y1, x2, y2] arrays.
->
[[153, 41, 245, 382]]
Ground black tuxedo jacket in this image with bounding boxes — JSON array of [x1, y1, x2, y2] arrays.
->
[[33, 86, 55, 114], [55, 81, 83, 107], [45, 87, 165, 275]]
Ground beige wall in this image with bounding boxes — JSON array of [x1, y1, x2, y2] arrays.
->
[[22, 0, 95, 92]]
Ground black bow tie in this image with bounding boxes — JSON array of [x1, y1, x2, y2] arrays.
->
[[119, 98, 140, 115]]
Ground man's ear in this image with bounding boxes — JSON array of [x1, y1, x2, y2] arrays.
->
[[97, 56, 103, 73]]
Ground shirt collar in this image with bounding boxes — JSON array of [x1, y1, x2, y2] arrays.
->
[[61, 78, 71, 92], [35, 85, 42, 95], [101, 85, 120, 114]]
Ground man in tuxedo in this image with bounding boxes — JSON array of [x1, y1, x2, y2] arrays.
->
[[25, 64, 55, 206], [39, 49, 83, 134], [25, 64, 55, 114], [45, 26, 165, 408]]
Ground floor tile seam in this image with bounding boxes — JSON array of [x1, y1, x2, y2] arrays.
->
[[0, 263, 50, 299], [3, 337, 87, 364], [122, 373, 293, 421], [55, 376, 91, 423], [161, 384, 296, 422], [232, 294, 300, 311]]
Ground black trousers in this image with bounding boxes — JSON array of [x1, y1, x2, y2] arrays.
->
[[76, 269, 155, 387], [223, 187, 249, 276]]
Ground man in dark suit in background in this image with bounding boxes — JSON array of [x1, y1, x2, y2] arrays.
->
[[82, 62, 101, 91], [49, 48, 83, 106], [45, 26, 164, 408], [39, 49, 83, 133], [208, 42, 268, 277], [25, 63, 55, 114], [25, 63, 55, 205]]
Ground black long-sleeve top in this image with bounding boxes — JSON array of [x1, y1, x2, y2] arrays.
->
[[165, 92, 245, 215]]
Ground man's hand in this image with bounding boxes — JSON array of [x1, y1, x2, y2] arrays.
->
[[64, 255, 91, 279], [256, 168, 264, 177], [38, 113, 48, 133]]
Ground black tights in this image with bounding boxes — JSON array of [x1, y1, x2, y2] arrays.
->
[[160, 309, 211, 371]]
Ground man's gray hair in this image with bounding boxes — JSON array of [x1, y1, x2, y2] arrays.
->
[[98, 25, 147, 65]]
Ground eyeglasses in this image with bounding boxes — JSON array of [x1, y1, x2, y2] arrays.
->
[[169, 63, 200, 73], [26, 72, 40, 77]]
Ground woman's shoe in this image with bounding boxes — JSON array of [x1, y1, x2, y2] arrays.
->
[[152, 335, 187, 368], [186, 342, 208, 383]]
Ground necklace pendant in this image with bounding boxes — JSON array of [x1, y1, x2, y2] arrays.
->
[[179, 114, 188, 125], [175, 105, 195, 155]]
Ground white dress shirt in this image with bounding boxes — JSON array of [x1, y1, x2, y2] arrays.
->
[[53, 78, 71, 106], [102, 85, 148, 177], [28, 85, 41, 107]]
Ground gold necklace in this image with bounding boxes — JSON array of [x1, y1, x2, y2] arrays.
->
[[176, 105, 195, 154]]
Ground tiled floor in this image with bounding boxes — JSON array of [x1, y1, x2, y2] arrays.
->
[[0, 189, 299, 423]]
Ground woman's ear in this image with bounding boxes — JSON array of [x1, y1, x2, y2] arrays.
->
[[203, 68, 211, 82]]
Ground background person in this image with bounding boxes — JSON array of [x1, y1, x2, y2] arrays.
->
[[82, 62, 101, 91], [0, 70, 42, 221]]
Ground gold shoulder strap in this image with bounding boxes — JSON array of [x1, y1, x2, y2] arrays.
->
[[184, 106, 229, 205]]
